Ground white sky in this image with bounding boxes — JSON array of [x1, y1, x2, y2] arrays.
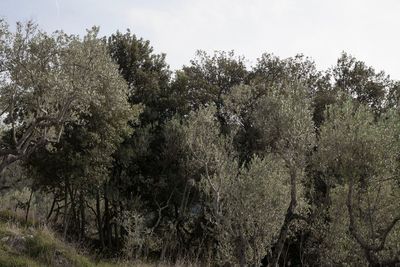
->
[[1, 0, 400, 78]]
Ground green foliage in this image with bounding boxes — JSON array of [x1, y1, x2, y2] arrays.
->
[[107, 30, 170, 123], [219, 156, 290, 266], [315, 98, 400, 264], [171, 50, 248, 116], [333, 52, 394, 111], [176, 82, 315, 265], [25, 25, 136, 204], [0, 21, 134, 175], [3, 17, 400, 267], [252, 53, 325, 92], [251, 83, 315, 159]]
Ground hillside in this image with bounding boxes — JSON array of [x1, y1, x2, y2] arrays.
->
[[0, 211, 116, 267], [0, 211, 197, 267]]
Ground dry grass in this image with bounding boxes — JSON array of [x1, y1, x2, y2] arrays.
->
[[0, 211, 202, 267]]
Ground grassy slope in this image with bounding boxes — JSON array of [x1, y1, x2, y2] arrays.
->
[[0, 211, 191, 267], [0, 211, 117, 267]]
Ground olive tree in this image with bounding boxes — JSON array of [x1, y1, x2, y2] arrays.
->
[[176, 105, 288, 266], [224, 82, 315, 266], [316, 98, 400, 266], [219, 156, 290, 266], [176, 80, 315, 266], [0, 21, 129, 174]]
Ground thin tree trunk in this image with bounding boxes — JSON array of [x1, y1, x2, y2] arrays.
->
[[96, 189, 105, 250], [67, 185, 77, 235], [46, 194, 57, 224], [79, 192, 85, 241], [237, 227, 246, 267], [104, 183, 112, 249], [25, 190, 34, 224], [269, 167, 297, 267], [63, 179, 69, 239]]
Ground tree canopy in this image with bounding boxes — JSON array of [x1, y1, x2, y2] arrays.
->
[[1, 19, 400, 267]]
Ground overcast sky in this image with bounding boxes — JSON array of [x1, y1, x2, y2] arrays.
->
[[1, 0, 400, 78]]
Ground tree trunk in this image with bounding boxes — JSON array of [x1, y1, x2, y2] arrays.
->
[[63, 179, 69, 239], [96, 189, 105, 250], [237, 228, 246, 267], [104, 183, 112, 250], [25, 190, 34, 224], [269, 166, 297, 267], [46, 194, 57, 224], [79, 192, 85, 241]]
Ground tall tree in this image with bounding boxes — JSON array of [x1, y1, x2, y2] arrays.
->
[[171, 50, 248, 122], [104, 30, 177, 255], [316, 98, 400, 266], [107, 30, 171, 123], [25, 26, 135, 245], [332, 52, 394, 112], [172, 105, 287, 266], [224, 81, 315, 266], [0, 21, 128, 174]]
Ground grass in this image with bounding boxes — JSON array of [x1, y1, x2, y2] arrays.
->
[[0, 211, 114, 267], [0, 210, 198, 267]]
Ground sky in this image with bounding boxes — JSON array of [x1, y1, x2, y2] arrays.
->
[[1, 0, 400, 78]]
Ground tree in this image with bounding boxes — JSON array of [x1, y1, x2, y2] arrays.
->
[[219, 156, 290, 266], [107, 30, 171, 123], [315, 98, 400, 266], [253, 84, 315, 266], [227, 54, 328, 164], [175, 105, 287, 266], [24, 26, 135, 245], [174, 80, 315, 265], [224, 82, 315, 266], [171, 50, 248, 122], [332, 52, 394, 112], [251, 53, 323, 94], [176, 105, 234, 262], [0, 21, 128, 174], [104, 30, 177, 255]]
